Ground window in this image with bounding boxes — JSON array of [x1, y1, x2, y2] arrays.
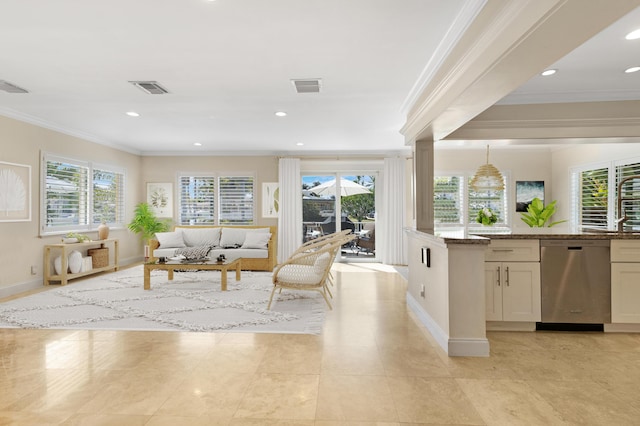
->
[[617, 161, 640, 231], [42, 153, 125, 235], [572, 158, 640, 231], [434, 173, 508, 234], [178, 173, 255, 225]]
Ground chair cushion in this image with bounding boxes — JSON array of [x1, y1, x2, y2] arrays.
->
[[220, 228, 247, 247], [276, 264, 323, 285], [156, 231, 186, 248]]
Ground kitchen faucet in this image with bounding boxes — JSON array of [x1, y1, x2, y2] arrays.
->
[[617, 174, 640, 232]]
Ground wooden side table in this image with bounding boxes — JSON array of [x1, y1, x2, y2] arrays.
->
[[43, 239, 119, 285]]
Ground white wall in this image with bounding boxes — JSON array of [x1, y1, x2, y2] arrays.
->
[[0, 115, 142, 296], [434, 147, 554, 232]]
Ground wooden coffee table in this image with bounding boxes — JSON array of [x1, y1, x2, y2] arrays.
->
[[144, 257, 242, 291]]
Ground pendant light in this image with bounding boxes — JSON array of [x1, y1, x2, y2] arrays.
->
[[470, 145, 504, 191]]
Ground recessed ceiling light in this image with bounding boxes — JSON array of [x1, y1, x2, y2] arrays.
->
[[296, 142, 304, 146], [541, 69, 557, 76], [625, 29, 640, 40], [275, 111, 287, 117], [126, 111, 140, 117], [625, 66, 640, 73], [194, 142, 202, 146]]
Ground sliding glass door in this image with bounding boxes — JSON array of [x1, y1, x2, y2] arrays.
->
[[302, 172, 377, 262]]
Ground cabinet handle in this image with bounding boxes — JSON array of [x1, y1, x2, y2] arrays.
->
[[492, 249, 514, 252], [497, 266, 501, 286], [505, 266, 510, 286]]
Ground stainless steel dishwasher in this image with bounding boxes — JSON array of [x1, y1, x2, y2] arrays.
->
[[540, 240, 611, 325]]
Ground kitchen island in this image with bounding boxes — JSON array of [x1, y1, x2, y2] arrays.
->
[[405, 229, 640, 357]]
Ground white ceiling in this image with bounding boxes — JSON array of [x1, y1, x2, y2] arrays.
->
[[0, 1, 639, 156]]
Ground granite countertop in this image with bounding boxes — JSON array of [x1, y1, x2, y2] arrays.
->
[[476, 232, 640, 240]]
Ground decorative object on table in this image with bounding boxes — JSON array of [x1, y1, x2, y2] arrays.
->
[[97, 221, 110, 240], [470, 145, 504, 191], [146, 182, 173, 218], [477, 207, 498, 226], [262, 182, 279, 218], [64, 232, 90, 243], [68, 250, 83, 274], [516, 180, 545, 212], [53, 250, 83, 274], [0, 160, 31, 222], [87, 247, 109, 268], [520, 197, 567, 227]]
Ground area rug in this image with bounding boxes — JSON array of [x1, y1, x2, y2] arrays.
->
[[0, 265, 326, 334]]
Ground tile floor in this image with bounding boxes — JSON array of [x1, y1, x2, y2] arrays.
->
[[1, 262, 640, 425]]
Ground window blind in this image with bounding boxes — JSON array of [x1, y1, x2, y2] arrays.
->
[[434, 176, 462, 225], [93, 167, 125, 225], [219, 176, 254, 225], [178, 175, 216, 225], [616, 161, 640, 231], [44, 158, 89, 232], [579, 167, 609, 230]]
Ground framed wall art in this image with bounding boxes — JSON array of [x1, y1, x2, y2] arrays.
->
[[147, 182, 173, 217], [262, 182, 279, 218], [516, 180, 544, 212], [0, 161, 31, 222]]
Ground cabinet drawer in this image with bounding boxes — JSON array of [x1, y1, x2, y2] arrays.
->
[[485, 239, 540, 262], [611, 240, 640, 262]]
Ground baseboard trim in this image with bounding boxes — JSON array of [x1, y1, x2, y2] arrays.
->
[[604, 323, 640, 333], [407, 293, 490, 357]]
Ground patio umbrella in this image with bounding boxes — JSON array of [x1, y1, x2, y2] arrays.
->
[[309, 178, 371, 197]]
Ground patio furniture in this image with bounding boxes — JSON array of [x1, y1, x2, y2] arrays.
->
[[355, 223, 375, 255]]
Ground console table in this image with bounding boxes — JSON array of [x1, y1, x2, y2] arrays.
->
[[43, 239, 119, 286]]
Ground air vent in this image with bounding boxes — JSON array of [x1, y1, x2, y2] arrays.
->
[[291, 78, 322, 94], [129, 81, 169, 94], [0, 80, 29, 94]]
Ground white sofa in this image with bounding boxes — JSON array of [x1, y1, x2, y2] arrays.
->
[[149, 225, 277, 271]]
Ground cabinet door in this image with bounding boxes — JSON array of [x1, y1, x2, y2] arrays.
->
[[501, 262, 541, 322], [485, 262, 503, 321], [612, 263, 640, 323]]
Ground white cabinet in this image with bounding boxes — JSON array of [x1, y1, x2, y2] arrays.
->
[[485, 261, 541, 322], [611, 240, 640, 323], [485, 239, 541, 323]]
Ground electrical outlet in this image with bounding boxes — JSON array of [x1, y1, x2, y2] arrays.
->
[[420, 284, 425, 298], [31, 265, 37, 275]]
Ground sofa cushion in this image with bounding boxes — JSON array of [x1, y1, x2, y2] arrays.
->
[[242, 232, 271, 249], [220, 228, 247, 248], [156, 231, 186, 248], [209, 248, 268, 259], [181, 227, 221, 247]]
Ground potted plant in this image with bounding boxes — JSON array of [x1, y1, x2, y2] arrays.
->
[[477, 207, 498, 226], [127, 203, 172, 255], [520, 197, 567, 228]]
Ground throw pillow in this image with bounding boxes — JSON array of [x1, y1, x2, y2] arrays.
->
[[242, 232, 271, 249], [313, 252, 331, 275], [156, 231, 186, 248], [181, 227, 221, 247], [220, 228, 248, 247]]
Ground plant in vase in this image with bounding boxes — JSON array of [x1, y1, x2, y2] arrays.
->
[[127, 203, 172, 258], [520, 197, 567, 228], [477, 207, 498, 226]]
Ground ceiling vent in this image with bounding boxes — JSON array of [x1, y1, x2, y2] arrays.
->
[[129, 81, 169, 94], [0, 80, 29, 93], [291, 78, 322, 94]]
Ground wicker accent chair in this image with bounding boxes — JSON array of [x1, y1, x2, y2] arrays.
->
[[267, 232, 354, 310]]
